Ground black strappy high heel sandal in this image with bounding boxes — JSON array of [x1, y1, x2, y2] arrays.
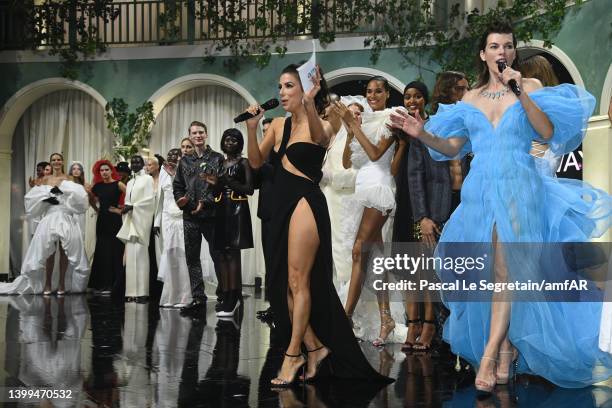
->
[[401, 319, 422, 352], [303, 345, 332, 382], [412, 319, 436, 353], [270, 352, 307, 388]]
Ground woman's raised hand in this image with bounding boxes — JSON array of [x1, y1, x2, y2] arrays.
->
[[245, 105, 265, 130], [331, 101, 355, 126], [389, 108, 425, 139], [303, 65, 322, 105]]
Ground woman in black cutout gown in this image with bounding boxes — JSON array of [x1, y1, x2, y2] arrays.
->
[[246, 64, 393, 387]]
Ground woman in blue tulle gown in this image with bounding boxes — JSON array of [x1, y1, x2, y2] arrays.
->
[[390, 21, 612, 390]]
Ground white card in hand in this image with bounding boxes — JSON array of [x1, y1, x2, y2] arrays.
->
[[297, 49, 317, 93]]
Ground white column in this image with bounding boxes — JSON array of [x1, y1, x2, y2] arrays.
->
[[0, 148, 11, 274], [584, 115, 612, 242]]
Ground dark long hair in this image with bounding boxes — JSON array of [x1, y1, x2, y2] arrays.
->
[[69, 162, 85, 185], [366, 75, 391, 108], [281, 63, 331, 116], [368, 75, 391, 92], [431, 71, 467, 114], [474, 21, 519, 89]]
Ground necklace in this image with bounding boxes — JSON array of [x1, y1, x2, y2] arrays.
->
[[479, 85, 509, 100]]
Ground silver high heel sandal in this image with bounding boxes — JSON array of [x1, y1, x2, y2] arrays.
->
[[372, 308, 395, 347]]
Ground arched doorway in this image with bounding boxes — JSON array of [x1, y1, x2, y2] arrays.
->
[[9, 90, 113, 277], [0, 78, 108, 275], [326, 67, 405, 106], [519, 43, 585, 180], [147, 77, 263, 286]]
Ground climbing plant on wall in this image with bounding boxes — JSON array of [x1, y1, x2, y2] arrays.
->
[[361, 0, 581, 79], [194, 0, 579, 76], [9, 0, 579, 77], [16, 0, 119, 79]]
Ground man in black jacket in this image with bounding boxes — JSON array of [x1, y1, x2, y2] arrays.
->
[[173, 120, 224, 315]]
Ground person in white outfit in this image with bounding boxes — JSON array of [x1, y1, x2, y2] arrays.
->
[[320, 96, 364, 284], [0, 153, 89, 295], [155, 147, 193, 308], [334, 77, 408, 345], [116, 155, 156, 301]]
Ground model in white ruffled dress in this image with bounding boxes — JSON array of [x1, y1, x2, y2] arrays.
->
[[1, 154, 89, 295], [333, 78, 409, 345], [156, 151, 193, 308]]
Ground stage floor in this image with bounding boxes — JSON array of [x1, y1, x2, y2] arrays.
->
[[0, 289, 609, 407]]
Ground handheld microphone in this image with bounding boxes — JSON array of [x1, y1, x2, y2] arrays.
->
[[233, 98, 279, 123], [497, 60, 521, 96]]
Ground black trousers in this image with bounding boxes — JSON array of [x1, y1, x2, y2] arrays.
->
[[183, 217, 219, 301]]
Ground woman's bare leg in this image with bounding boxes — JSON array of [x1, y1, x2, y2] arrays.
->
[[272, 198, 320, 385], [344, 207, 388, 317], [372, 229, 396, 345], [476, 227, 512, 388]]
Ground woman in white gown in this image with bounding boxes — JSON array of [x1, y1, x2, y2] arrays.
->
[[68, 161, 89, 243], [0, 153, 89, 295], [156, 145, 193, 307], [321, 96, 364, 284], [335, 77, 408, 345]]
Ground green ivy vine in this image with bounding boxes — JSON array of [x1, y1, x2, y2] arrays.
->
[[360, 0, 582, 80], [16, 0, 119, 80], [10, 0, 579, 78]]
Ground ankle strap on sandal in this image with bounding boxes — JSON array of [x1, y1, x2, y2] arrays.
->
[[285, 352, 304, 358], [422, 319, 436, 325], [407, 319, 422, 324], [481, 356, 498, 362], [306, 345, 326, 353]]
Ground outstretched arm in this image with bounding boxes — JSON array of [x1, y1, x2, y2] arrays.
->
[[389, 109, 466, 158]]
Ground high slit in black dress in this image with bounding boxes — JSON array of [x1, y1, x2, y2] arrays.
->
[[267, 118, 393, 383]]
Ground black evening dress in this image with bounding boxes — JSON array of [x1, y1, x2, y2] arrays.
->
[[267, 118, 393, 383], [89, 181, 124, 291], [214, 158, 254, 250]]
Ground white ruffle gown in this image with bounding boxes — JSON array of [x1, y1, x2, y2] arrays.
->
[[340, 108, 408, 342], [156, 167, 193, 306], [0, 180, 89, 294]]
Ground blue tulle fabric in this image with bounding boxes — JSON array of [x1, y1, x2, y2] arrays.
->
[[424, 84, 612, 388]]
